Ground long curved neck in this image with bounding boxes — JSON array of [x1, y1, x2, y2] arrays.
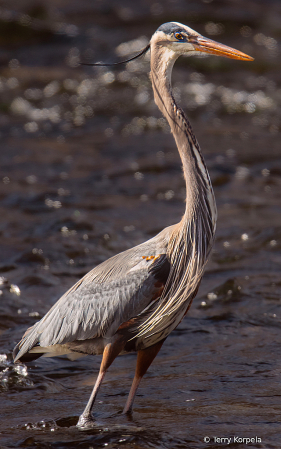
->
[[150, 43, 216, 232], [133, 43, 217, 343], [133, 42, 218, 343]]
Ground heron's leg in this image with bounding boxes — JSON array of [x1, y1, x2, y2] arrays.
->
[[123, 339, 165, 414], [77, 338, 125, 427]]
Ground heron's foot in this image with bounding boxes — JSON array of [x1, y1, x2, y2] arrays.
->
[[76, 412, 95, 429]]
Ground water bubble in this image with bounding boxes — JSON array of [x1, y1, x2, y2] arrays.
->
[[7, 77, 19, 89], [32, 248, 43, 254], [226, 149, 236, 158], [63, 79, 79, 91], [131, 162, 139, 171], [61, 227, 76, 237], [118, 71, 130, 83], [105, 128, 113, 137], [164, 190, 174, 200], [240, 26, 252, 38], [57, 188, 70, 196], [252, 115, 269, 128], [11, 97, 32, 115], [0, 354, 7, 363], [135, 91, 149, 105], [24, 122, 38, 133], [14, 364, 28, 377], [29, 311, 39, 317], [65, 24, 79, 37], [116, 37, 149, 57], [244, 102, 256, 113], [45, 199, 62, 209], [24, 88, 42, 100], [124, 225, 135, 232], [84, 105, 94, 117], [190, 72, 205, 83], [205, 22, 224, 36], [101, 72, 115, 85], [269, 240, 277, 247], [74, 115, 85, 126], [216, 155, 225, 164], [26, 175, 38, 184], [147, 116, 158, 128], [207, 292, 217, 300], [44, 81, 60, 98], [254, 33, 278, 51], [261, 168, 270, 177], [157, 151, 165, 159], [9, 59, 20, 69], [10, 284, 21, 296], [134, 172, 144, 180], [235, 166, 249, 180], [185, 82, 215, 106], [19, 14, 32, 26]]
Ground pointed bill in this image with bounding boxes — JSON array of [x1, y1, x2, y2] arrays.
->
[[191, 36, 254, 61]]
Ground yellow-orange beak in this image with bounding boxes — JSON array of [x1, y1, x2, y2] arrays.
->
[[191, 36, 254, 61]]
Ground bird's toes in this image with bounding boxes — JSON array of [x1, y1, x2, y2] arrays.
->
[[76, 413, 96, 429]]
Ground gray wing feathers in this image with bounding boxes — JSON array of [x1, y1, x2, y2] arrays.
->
[[14, 227, 172, 361]]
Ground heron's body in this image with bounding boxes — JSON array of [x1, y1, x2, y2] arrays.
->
[[13, 22, 252, 427]]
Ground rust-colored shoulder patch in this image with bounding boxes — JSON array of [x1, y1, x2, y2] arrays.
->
[[142, 254, 161, 262]]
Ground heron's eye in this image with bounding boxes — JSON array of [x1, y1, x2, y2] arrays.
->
[[174, 32, 184, 41]]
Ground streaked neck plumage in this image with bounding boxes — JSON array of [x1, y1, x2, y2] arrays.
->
[[134, 39, 217, 345], [149, 40, 217, 242]]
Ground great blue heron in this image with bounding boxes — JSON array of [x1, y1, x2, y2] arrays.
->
[[13, 22, 253, 427]]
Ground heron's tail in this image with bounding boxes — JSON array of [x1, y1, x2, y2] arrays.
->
[[13, 324, 42, 362]]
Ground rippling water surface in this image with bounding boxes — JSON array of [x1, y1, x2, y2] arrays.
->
[[0, 1, 281, 448]]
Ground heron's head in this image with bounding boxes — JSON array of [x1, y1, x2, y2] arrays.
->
[[81, 21, 253, 70], [151, 22, 253, 61]]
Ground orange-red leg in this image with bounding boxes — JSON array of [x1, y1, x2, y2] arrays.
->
[[77, 338, 125, 427], [123, 339, 165, 414]]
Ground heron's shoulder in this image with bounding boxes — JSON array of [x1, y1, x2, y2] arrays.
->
[[86, 226, 171, 280], [61, 225, 175, 299]]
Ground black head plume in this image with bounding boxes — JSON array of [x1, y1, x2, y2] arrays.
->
[[80, 43, 150, 67]]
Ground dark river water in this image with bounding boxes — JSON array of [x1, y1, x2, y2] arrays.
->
[[0, 1, 281, 448]]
